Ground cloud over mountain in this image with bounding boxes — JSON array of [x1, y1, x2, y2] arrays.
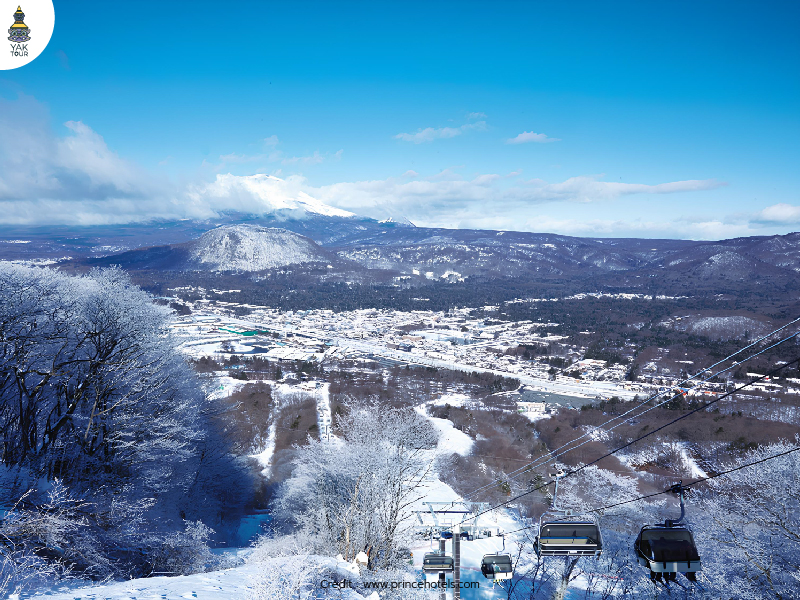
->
[[0, 93, 785, 241]]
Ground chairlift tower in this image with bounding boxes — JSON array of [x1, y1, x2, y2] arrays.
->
[[416, 501, 489, 599], [414, 501, 491, 538]]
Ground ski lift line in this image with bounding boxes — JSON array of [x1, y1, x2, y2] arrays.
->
[[461, 357, 800, 525], [453, 356, 800, 527], [496, 445, 800, 538], [464, 453, 673, 475], [459, 328, 800, 502], [428, 320, 800, 509], [461, 453, 651, 473], [592, 445, 800, 513], [461, 328, 800, 501]]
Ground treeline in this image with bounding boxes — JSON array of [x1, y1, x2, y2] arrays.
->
[[0, 265, 258, 593]]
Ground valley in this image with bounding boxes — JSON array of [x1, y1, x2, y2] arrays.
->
[[3, 220, 800, 600]]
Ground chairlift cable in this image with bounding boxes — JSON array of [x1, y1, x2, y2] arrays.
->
[[496, 445, 800, 538], [589, 444, 800, 514], [459, 326, 800, 501], [452, 356, 800, 527], [462, 327, 799, 500]]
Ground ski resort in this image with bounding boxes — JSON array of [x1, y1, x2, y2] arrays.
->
[[1, 1, 799, 599]]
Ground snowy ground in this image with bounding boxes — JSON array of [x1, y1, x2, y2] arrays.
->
[[410, 403, 524, 595], [54, 318, 570, 599], [415, 405, 474, 457], [29, 389, 540, 600], [250, 381, 331, 475], [34, 556, 370, 600], [250, 421, 277, 477], [37, 563, 264, 600], [315, 383, 334, 441]]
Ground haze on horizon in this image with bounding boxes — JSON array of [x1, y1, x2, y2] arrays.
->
[[1, 0, 798, 240]]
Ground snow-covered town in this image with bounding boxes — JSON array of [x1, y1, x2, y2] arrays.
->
[[169, 300, 766, 408]]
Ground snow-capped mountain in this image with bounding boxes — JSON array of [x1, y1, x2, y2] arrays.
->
[[192, 174, 357, 219], [188, 225, 331, 271]]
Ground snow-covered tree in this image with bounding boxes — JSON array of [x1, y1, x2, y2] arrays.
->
[[0, 264, 255, 586], [276, 401, 437, 569], [696, 439, 800, 599]]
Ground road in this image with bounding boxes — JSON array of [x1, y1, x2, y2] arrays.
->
[[199, 314, 642, 402]]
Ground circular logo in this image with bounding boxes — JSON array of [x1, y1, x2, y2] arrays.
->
[[0, 1, 55, 70]]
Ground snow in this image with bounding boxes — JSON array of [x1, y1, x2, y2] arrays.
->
[[685, 315, 767, 340], [250, 421, 277, 476], [37, 556, 367, 600], [677, 444, 708, 478], [415, 406, 474, 456], [194, 173, 356, 218], [207, 375, 248, 401], [190, 225, 327, 272], [428, 392, 471, 407], [410, 478, 521, 580], [519, 410, 549, 423], [314, 382, 334, 441]]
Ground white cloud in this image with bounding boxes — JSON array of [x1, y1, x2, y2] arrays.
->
[[217, 145, 340, 168], [218, 152, 267, 164], [514, 215, 749, 239], [425, 168, 464, 182], [0, 93, 173, 225], [471, 173, 501, 185], [0, 94, 770, 240], [394, 121, 487, 143], [506, 131, 561, 144], [282, 151, 325, 165], [520, 175, 726, 202], [309, 173, 723, 216], [281, 149, 343, 165], [186, 173, 355, 218], [263, 135, 279, 147], [466, 112, 487, 120], [755, 203, 800, 224]]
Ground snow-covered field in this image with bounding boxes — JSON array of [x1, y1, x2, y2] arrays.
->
[[37, 562, 262, 600], [34, 556, 371, 600]]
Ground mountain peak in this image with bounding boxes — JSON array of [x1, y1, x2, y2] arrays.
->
[[197, 174, 357, 219], [189, 224, 331, 271]]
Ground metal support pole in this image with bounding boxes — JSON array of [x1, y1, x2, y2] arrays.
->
[[439, 539, 446, 600], [454, 526, 461, 600]]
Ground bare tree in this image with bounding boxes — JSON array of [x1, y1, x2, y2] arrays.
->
[[697, 439, 800, 600]]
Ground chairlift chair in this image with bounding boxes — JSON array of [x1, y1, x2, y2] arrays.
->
[[634, 482, 702, 583], [534, 470, 603, 558], [480, 554, 513, 580], [535, 518, 603, 557], [422, 552, 454, 573]]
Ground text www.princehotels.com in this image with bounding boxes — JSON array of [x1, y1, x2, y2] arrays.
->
[[320, 579, 480, 590]]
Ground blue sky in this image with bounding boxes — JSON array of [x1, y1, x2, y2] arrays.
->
[[1, 0, 798, 238]]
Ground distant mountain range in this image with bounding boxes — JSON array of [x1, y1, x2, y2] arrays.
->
[[1, 212, 799, 294]]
